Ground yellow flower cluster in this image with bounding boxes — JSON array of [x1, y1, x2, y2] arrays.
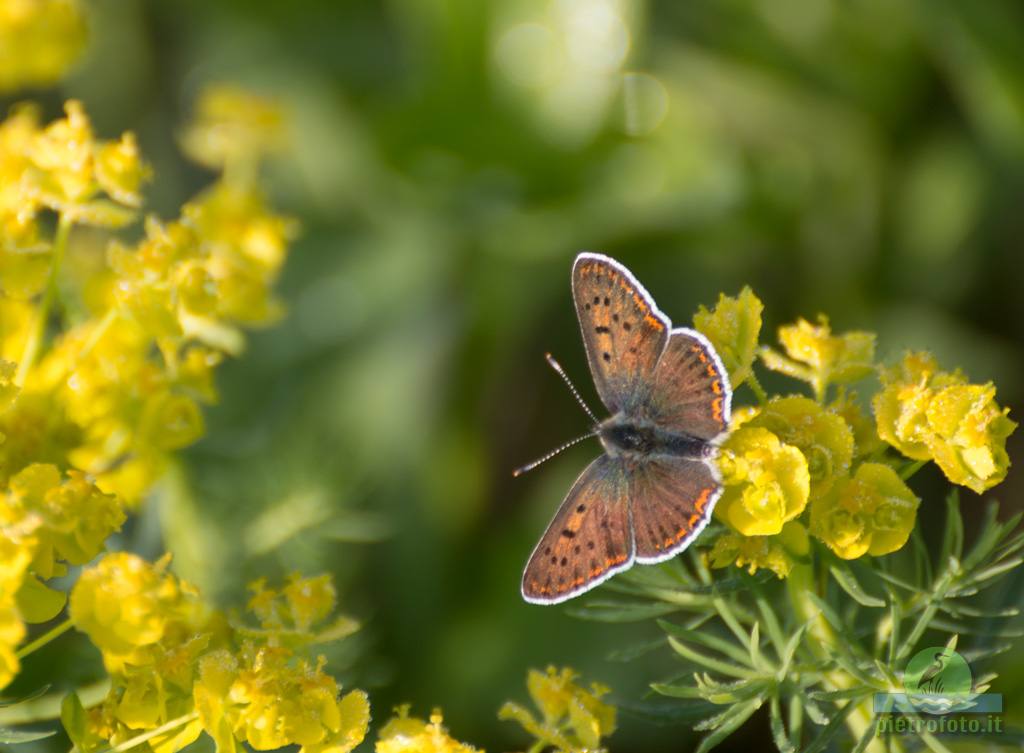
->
[[696, 290, 1013, 574], [64, 555, 369, 753], [376, 707, 480, 753], [498, 666, 616, 753], [874, 352, 1015, 493], [0, 0, 87, 93], [0, 463, 124, 686], [0, 90, 296, 708]]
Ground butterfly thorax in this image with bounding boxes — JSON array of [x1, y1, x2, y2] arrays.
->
[[598, 414, 709, 461]]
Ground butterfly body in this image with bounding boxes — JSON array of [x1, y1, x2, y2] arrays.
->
[[598, 416, 709, 462], [521, 252, 733, 605]]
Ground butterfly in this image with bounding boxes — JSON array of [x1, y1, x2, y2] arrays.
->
[[519, 252, 732, 604]]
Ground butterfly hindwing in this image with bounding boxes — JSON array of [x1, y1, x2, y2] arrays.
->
[[649, 328, 731, 441], [572, 253, 670, 414], [521, 455, 634, 604], [630, 456, 720, 563]]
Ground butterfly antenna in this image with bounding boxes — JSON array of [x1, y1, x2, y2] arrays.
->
[[545, 353, 600, 426], [512, 431, 597, 477]]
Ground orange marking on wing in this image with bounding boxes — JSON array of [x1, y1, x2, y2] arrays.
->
[[643, 313, 664, 330], [711, 379, 722, 395], [694, 487, 712, 512], [712, 396, 724, 421]]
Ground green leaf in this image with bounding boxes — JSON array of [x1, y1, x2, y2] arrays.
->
[[607, 636, 667, 662], [939, 492, 964, 567], [778, 624, 807, 676], [748, 622, 764, 671], [60, 691, 86, 750], [15, 576, 67, 623], [0, 727, 56, 744], [650, 683, 703, 699], [0, 686, 51, 709], [667, 637, 756, 679], [658, 620, 752, 666], [566, 600, 683, 622], [850, 718, 878, 753], [768, 695, 794, 753], [693, 698, 762, 753], [801, 700, 858, 753], [829, 565, 885, 608]]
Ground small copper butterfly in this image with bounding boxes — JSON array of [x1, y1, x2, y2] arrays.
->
[[519, 253, 732, 604]]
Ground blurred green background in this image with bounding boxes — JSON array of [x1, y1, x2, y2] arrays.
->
[[8, 0, 1024, 750]]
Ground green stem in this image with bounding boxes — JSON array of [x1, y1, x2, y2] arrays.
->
[[16, 213, 72, 386], [15, 618, 74, 659], [93, 711, 199, 753], [787, 563, 884, 753], [899, 460, 927, 481], [746, 371, 769, 406]]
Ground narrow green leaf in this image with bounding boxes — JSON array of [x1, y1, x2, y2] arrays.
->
[[658, 620, 751, 667], [769, 695, 795, 753], [800, 698, 857, 753], [693, 699, 762, 753], [961, 502, 1003, 571], [667, 637, 756, 679], [875, 570, 920, 593], [607, 636, 667, 663], [60, 691, 85, 749], [748, 622, 764, 671], [650, 683, 703, 699], [754, 594, 787, 660], [0, 727, 56, 744], [778, 624, 807, 677], [964, 556, 1023, 585], [0, 686, 51, 709], [801, 695, 831, 726], [830, 565, 885, 608], [849, 718, 877, 753], [939, 491, 963, 566], [807, 687, 872, 702], [566, 600, 682, 622]]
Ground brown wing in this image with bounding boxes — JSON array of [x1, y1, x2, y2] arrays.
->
[[649, 328, 731, 441], [522, 455, 634, 604], [630, 456, 720, 563], [572, 253, 670, 414]]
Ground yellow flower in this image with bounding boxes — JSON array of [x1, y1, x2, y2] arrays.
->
[[715, 427, 810, 536], [873, 353, 1015, 493], [762, 316, 875, 400], [25, 101, 145, 225], [182, 181, 294, 330], [709, 521, 809, 579], [0, 0, 87, 93], [873, 352, 960, 460], [246, 573, 338, 633], [69, 552, 207, 671], [499, 667, 615, 753], [194, 645, 370, 753], [0, 533, 33, 689], [925, 384, 1015, 494], [181, 84, 286, 171], [693, 286, 763, 388], [4, 463, 124, 579], [94, 132, 150, 208], [830, 389, 885, 459], [376, 707, 480, 753], [749, 396, 854, 497], [810, 463, 919, 559]]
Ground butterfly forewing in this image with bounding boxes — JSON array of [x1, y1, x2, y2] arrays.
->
[[629, 456, 720, 563], [572, 254, 670, 414], [649, 329, 731, 441], [521, 455, 634, 604]]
